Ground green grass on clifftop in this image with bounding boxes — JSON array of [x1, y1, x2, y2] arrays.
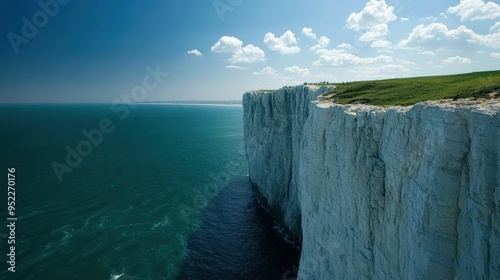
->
[[322, 70, 500, 106]]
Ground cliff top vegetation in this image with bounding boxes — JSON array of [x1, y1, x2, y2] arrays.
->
[[319, 70, 500, 106]]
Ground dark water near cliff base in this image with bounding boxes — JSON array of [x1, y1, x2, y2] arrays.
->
[[0, 104, 298, 280], [178, 177, 300, 280]]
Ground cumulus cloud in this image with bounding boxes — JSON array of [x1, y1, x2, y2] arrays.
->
[[284, 66, 310, 76], [419, 50, 436, 55], [211, 36, 243, 53], [310, 36, 330, 51], [302, 27, 316, 39], [347, 0, 397, 42], [313, 48, 393, 66], [440, 12, 449, 18], [252, 66, 277, 75], [378, 64, 410, 73], [337, 43, 353, 49], [300, 27, 331, 52], [264, 30, 301, 55], [360, 24, 391, 42], [490, 52, 500, 58], [447, 0, 500, 21], [400, 17, 410, 22], [370, 39, 392, 48], [491, 22, 500, 32], [225, 65, 246, 69], [398, 22, 500, 49], [377, 49, 394, 54], [231, 45, 266, 63], [442, 56, 473, 63], [420, 16, 438, 22], [211, 36, 266, 63], [187, 49, 202, 56], [346, 64, 409, 80], [397, 59, 416, 65]]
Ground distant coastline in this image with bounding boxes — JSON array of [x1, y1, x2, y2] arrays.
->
[[136, 100, 242, 106]]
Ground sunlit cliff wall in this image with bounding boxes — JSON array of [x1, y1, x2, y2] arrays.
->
[[243, 85, 500, 279]]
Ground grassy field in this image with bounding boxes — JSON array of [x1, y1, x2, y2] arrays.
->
[[319, 70, 500, 106]]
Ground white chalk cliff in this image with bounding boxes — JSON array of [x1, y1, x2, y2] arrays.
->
[[243, 85, 500, 279]]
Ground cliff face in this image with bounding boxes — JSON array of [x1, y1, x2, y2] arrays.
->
[[243, 85, 500, 279]]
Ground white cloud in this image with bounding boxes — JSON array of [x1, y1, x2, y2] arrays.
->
[[284, 66, 311, 76], [370, 39, 392, 48], [419, 50, 436, 55], [425, 61, 435, 64], [310, 36, 330, 51], [399, 23, 449, 45], [400, 17, 410, 22], [378, 64, 410, 73], [280, 78, 305, 87], [252, 66, 277, 75], [347, 0, 397, 42], [491, 21, 500, 32], [420, 16, 438, 22], [360, 24, 391, 42], [490, 52, 500, 58], [187, 49, 202, 56], [443, 56, 473, 63], [448, 0, 500, 21], [231, 44, 266, 63], [306, 72, 338, 83], [313, 48, 393, 66], [302, 27, 316, 39], [398, 22, 500, 49], [346, 64, 409, 80], [302, 28, 330, 52], [211, 36, 266, 63], [225, 65, 246, 69], [263, 30, 301, 55], [397, 59, 416, 65], [337, 43, 353, 49], [211, 36, 243, 53]]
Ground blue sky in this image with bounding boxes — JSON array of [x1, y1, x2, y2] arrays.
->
[[1, 0, 499, 103]]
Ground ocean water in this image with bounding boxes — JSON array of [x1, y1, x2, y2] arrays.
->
[[0, 104, 298, 280]]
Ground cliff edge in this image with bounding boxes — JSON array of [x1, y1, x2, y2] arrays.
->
[[243, 85, 500, 279]]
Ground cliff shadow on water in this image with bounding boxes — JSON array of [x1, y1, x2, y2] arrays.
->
[[250, 179, 302, 248], [177, 176, 300, 280]]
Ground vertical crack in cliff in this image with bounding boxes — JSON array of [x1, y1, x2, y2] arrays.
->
[[454, 109, 470, 280]]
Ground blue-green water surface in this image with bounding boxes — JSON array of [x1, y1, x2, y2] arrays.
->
[[0, 104, 297, 280]]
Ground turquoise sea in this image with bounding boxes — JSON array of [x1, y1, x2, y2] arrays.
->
[[0, 104, 298, 280]]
